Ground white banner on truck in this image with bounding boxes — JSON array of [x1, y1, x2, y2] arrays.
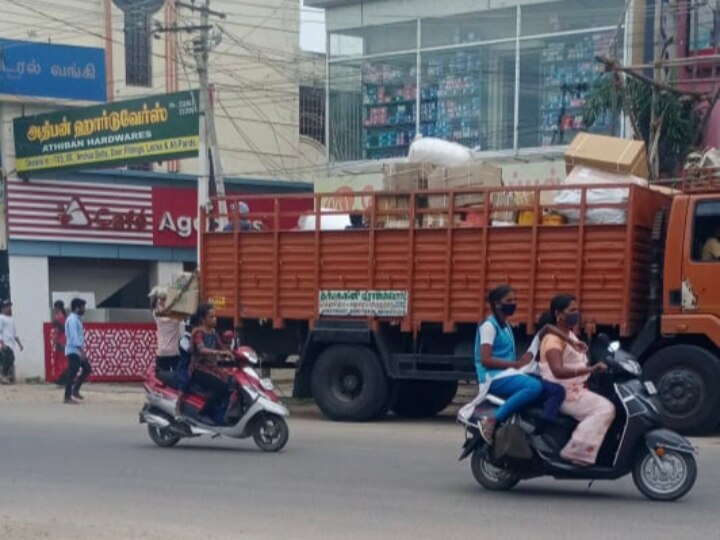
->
[[319, 290, 408, 317]]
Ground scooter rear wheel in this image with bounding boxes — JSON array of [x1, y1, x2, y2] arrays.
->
[[147, 424, 181, 448], [252, 413, 289, 452], [632, 448, 697, 501], [471, 449, 519, 491]]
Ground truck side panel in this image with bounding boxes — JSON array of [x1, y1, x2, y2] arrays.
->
[[202, 186, 671, 337]]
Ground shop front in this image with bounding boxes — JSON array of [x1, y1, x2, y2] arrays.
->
[[6, 170, 311, 381], [319, 0, 631, 162]]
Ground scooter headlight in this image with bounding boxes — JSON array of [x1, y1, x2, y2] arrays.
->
[[245, 350, 259, 365]]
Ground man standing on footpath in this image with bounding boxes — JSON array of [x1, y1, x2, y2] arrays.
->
[[0, 300, 24, 384], [64, 298, 92, 404]]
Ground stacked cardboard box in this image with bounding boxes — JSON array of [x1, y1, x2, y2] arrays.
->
[[377, 162, 434, 227], [564, 133, 648, 179], [427, 162, 503, 209]]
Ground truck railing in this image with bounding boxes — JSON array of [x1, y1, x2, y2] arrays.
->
[[203, 183, 656, 232]]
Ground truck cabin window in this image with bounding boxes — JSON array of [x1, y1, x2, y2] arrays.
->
[[693, 200, 720, 262]]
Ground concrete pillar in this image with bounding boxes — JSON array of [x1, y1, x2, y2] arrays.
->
[[8, 255, 50, 380]]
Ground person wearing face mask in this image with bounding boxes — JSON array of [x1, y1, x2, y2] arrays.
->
[[538, 294, 615, 466], [475, 285, 545, 444]]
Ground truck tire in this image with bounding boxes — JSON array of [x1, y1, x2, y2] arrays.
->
[[390, 380, 458, 418], [643, 345, 720, 435], [311, 345, 389, 422]]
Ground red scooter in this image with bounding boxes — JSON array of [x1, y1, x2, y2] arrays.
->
[[139, 337, 289, 452]]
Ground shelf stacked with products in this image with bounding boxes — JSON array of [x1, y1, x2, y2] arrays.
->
[[361, 52, 487, 159], [422, 52, 484, 147], [538, 33, 613, 146], [362, 62, 418, 158]]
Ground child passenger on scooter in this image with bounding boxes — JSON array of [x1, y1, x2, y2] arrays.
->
[[475, 285, 566, 444]]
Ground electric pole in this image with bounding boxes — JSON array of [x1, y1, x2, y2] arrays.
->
[[156, 0, 226, 264], [649, 0, 664, 180]]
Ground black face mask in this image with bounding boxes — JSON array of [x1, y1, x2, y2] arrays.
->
[[565, 312, 580, 327], [499, 303, 517, 317]]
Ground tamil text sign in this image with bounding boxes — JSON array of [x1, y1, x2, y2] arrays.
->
[[0, 39, 106, 102], [319, 290, 408, 317], [13, 90, 199, 174]]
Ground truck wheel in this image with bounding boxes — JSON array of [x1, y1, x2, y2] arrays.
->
[[644, 345, 720, 435], [390, 380, 458, 418], [311, 345, 389, 422]]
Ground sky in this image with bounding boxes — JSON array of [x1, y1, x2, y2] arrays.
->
[[300, 0, 326, 53]]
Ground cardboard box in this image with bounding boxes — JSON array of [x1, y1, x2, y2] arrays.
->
[[422, 214, 462, 228], [427, 162, 503, 208], [565, 133, 648, 179], [382, 162, 434, 192], [164, 272, 199, 318]]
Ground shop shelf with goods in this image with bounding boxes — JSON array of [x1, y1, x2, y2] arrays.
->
[[362, 61, 419, 158], [421, 51, 485, 148], [538, 33, 613, 147]]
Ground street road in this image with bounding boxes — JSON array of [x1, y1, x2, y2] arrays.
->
[[1, 388, 719, 540]]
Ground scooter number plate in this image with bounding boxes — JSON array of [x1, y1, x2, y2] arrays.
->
[[644, 381, 658, 395], [260, 378, 274, 391]]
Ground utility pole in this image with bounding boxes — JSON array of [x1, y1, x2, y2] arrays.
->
[[156, 0, 226, 265], [649, 0, 664, 180]]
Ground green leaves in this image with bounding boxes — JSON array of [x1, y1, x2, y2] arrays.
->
[[583, 73, 701, 175]]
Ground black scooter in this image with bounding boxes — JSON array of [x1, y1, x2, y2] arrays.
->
[[458, 338, 698, 501]]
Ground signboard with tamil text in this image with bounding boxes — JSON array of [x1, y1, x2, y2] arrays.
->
[[319, 290, 408, 317], [13, 90, 199, 175], [0, 39, 106, 102]]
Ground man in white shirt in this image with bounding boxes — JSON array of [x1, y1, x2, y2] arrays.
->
[[0, 300, 24, 384]]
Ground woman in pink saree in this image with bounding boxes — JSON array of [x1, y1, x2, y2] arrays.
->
[[538, 294, 615, 466]]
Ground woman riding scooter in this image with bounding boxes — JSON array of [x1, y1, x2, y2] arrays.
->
[[190, 303, 234, 424], [538, 294, 615, 466]]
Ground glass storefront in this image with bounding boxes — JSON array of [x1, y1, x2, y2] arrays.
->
[[328, 0, 625, 161]]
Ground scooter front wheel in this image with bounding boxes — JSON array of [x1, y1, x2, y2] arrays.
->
[[147, 424, 181, 448], [632, 448, 697, 501], [252, 413, 289, 452], [471, 449, 519, 491]]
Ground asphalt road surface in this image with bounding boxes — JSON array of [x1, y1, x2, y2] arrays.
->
[[1, 388, 719, 540]]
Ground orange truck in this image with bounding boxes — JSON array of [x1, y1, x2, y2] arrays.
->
[[200, 178, 720, 433]]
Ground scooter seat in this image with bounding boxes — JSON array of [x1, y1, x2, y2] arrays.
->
[[521, 406, 578, 431], [156, 370, 180, 390]]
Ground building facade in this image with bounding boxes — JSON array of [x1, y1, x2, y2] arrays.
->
[[0, 0, 318, 379], [0, 0, 315, 179], [308, 0, 648, 162]]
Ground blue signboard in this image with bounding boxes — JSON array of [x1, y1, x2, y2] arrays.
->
[[0, 39, 106, 102]]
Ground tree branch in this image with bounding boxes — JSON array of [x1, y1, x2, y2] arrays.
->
[[596, 56, 710, 100]]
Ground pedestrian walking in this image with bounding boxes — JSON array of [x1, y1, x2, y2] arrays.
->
[[52, 300, 69, 387], [0, 300, 24, 384], [64, 298, 92, 404]]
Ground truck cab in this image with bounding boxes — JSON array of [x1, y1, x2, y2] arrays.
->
[[641, 185, 720, 434]]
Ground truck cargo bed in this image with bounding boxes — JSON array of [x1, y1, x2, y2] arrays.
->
[[201, 184, 671, 337]]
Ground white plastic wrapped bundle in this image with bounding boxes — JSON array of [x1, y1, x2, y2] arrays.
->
[[408, 137, 474, 166], [554, 166, 648, 225]]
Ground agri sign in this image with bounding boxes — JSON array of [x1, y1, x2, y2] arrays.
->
[[157, 211, 198, 238]]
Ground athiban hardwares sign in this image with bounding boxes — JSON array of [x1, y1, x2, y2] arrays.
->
[[13, 90, 200, 174], [319, 290, 409, 317]]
